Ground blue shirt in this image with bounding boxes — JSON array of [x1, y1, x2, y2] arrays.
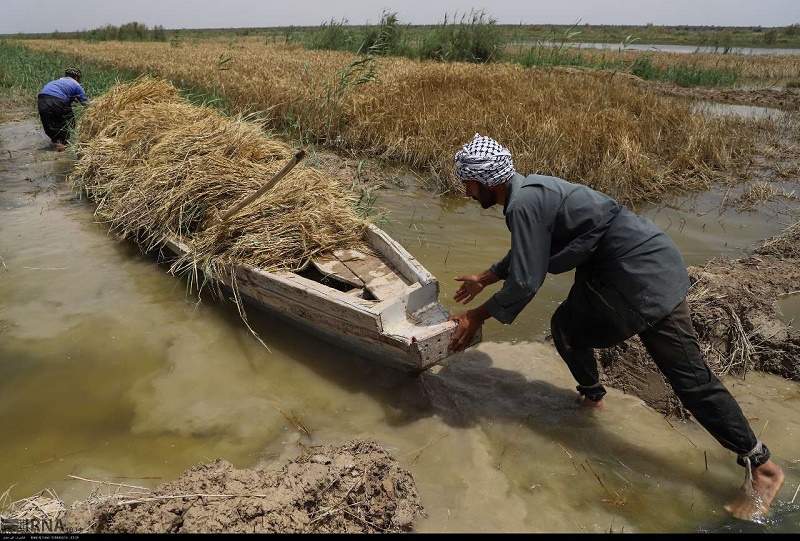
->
[[40, 77, 88, 104], [486, 173, 690, 328]]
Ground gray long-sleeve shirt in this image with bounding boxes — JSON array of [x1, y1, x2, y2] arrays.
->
[[485, 173, 690, 331]]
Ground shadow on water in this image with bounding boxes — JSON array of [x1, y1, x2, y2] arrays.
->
[[254, 294, 800, 532], [230, 299, 778, 532]]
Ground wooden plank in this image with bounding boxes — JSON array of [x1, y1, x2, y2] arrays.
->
[[333, 249, 410, 302], [366, 224, 434, 286], [311, 256, 364, 288], [166, 237, 381, 330], [235, 265, 382, 331]]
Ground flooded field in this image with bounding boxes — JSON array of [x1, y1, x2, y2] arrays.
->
[[526, 42, 800, 56], [1, 113, 799, 533]]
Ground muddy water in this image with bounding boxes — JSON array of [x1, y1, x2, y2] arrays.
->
[[1, 117, 799, 533], [780, 294, 800, 327]]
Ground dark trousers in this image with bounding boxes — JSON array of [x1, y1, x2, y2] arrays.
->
[[551, 297, 765, 464], [37, 94, 74, 145]]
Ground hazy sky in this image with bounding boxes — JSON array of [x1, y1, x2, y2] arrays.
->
[[3, 0, 798, 34]]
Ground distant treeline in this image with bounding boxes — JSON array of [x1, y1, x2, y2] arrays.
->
[[6, 12, 799, 51], [4, 12, 799, 89], [27, 21, 167, 42]]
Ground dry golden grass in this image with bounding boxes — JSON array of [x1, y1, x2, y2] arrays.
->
[[71, 77, 371, 285], [21, 39, 770, 204]]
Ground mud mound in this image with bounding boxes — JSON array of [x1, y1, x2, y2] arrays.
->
[[2, 439, 425, 534], [597, 226, 800, 417], [558, 66, 800, 112], [654, 84, 800, 112]]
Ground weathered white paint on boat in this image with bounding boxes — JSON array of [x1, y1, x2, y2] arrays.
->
[[164, 224, 479, 373]]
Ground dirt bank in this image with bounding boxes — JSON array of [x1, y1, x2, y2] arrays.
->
[[651, 83, 800, 111], [554, 66, 800, 112], [1, 439, 424, 534]]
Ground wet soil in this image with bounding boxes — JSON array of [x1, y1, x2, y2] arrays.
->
[[3, 440, 423, 534], [649, 84, 800, 112], [553, 66, 800, 111]]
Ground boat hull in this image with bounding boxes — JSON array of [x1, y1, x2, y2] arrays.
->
[[163, 224, 479, 373]]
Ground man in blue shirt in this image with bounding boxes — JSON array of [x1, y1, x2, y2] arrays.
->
[[447, 133, 785, 522], [37, 68, 89, 151]]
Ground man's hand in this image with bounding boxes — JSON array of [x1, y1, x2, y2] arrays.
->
[[448, 307, 489, 352], [453, 274, 485, 304], [453, 270, 500, 305]]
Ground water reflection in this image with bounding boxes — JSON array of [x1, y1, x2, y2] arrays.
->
[[692, 101, 788, 120], [778, 293, 800, 326], [517, 41, 800, 56]]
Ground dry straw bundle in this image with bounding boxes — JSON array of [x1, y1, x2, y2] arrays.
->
[[71, 76, 371, 290]]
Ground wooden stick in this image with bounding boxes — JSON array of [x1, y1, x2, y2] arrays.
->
[[116, 493, 272, 506], [67, 475, 149, 492], [217, 149, 305, 224], [406, 432, 450, 465], [20, 448, 91, 469]]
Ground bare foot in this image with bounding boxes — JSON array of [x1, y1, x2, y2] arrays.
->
[[724, 459, 785, 521], [53, 142, 66, 152], [580, 396, 606, 410]]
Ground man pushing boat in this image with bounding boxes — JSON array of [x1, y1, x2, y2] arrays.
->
[[446, 133, 785, 522]]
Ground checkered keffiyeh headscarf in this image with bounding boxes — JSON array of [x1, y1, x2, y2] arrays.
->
[[454, 133, 516, 186]]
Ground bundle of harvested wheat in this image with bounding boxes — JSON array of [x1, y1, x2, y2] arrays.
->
[[75, 76, 183, 143], [70, 77, 372, 288]]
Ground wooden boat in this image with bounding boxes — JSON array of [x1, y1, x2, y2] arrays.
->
[[73, 83, 476, 374], [164, 223, 480, 374]]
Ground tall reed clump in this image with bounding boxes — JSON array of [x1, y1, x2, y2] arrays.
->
[[306, 10, 501, 63], [418, 10, 505, 63], [70, 76, 371, 291], [308, 18, 357, 52], [360, 10, 413, 57], [515, 24, 596, 69]]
